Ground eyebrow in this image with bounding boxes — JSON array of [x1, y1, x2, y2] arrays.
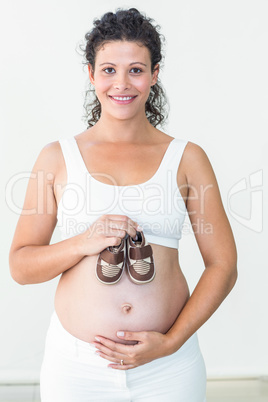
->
[[99, 62, 147, 67]]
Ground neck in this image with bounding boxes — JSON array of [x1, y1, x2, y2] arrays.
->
[[92, 113, 155, 144]]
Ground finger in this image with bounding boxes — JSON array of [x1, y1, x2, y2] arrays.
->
[[92, 220, 126, 238], [117, 331, 147, 342], [95, 350, 124, 364], [104, 215, 143, 236], [108, 220, 137, 238], [106, 227, 127, 238], [93, 343, 122, 360], [95, 349, 132, 368], [108, 363, 135, 370], [104, 215, 139, 229], [93, 336, 131, 354], [95, 220, 128, 239], [107, 236, 124, 247]]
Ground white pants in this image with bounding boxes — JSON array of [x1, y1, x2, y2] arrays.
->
[[40, 312, 207, 401]]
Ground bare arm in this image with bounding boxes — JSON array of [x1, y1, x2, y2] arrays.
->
[[9, 142, 84, 284], [164, 142, 237, 351], [9, 141, 138, 285], [90, 142, 238, 369]]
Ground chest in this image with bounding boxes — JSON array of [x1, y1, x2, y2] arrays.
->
[[55, 137, 189, 209], [81, 143, 169, 186]]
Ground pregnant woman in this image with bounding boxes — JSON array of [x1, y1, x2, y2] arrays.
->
[[9, 8, 237, 402]]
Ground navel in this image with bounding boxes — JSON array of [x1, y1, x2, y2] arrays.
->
[[121, 303, 132, 314]]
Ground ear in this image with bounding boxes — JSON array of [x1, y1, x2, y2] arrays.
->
[[88, 64, 95, 85], [151, 64, 159, 86]]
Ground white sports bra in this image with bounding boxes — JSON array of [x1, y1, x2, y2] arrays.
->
[[57, 136, 188, 249]]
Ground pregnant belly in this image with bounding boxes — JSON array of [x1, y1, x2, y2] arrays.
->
[[54, 252, 189, 344]]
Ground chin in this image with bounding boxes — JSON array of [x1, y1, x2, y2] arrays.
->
[[107, 112, 137, 122]]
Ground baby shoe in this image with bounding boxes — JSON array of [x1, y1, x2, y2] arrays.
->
[[96, 238, 126, 285], [126, 231, 155, 284]]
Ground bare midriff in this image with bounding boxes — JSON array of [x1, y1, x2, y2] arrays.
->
[[54, 242, 190, 345]]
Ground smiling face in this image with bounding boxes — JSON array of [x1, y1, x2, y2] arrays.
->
[[88, 40, 159, 123]]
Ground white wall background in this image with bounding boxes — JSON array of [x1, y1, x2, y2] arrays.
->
[[1, 0, 267, 383]]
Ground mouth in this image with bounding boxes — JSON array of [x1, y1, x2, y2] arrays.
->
[[109, 95, 137, 105]]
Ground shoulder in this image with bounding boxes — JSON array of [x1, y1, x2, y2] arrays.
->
[[183, 141, 209, 163], [32, 140, 64, 180], [181, 141, 215, 185], [36, 140, 63, 162], [38, 140, 62, 159]]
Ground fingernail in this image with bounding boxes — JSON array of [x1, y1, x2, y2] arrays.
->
[[95, 336, 101, 342], [137, 225, 143, 231], [117, 331, 124, 337]]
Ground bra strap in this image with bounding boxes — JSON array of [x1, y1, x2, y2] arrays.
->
[[160, 138, 188, 175], [58, 137, 87, 183]]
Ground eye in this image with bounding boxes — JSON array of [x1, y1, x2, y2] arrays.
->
[[103, 67, 115, 74], [130, 67, 142, 74]]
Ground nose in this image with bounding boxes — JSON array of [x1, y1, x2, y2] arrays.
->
[[113, 72, 131, 91]]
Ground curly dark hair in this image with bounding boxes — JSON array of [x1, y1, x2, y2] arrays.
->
[[81, 8, 169, 128]]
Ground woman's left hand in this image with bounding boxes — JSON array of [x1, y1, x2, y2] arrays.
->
[[91, 330, 172, 370]]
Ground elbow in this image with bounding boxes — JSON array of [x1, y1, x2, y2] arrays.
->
[[229, 263, 238, 291], [222, 247, 238, 293], [225, 255, 238, 293], [9, 251, 28, 285], [10, 268, 28, 285], [9, 264, 28, 286]]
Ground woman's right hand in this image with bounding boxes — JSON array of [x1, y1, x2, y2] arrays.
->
[[78, 214, 141, 257]]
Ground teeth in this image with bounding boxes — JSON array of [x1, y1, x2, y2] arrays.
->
[[112, 96, 134, 101]]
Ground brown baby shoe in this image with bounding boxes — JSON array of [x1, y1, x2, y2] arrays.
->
[[126, 231, 155, 284], [96, 238, 126, 284]]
